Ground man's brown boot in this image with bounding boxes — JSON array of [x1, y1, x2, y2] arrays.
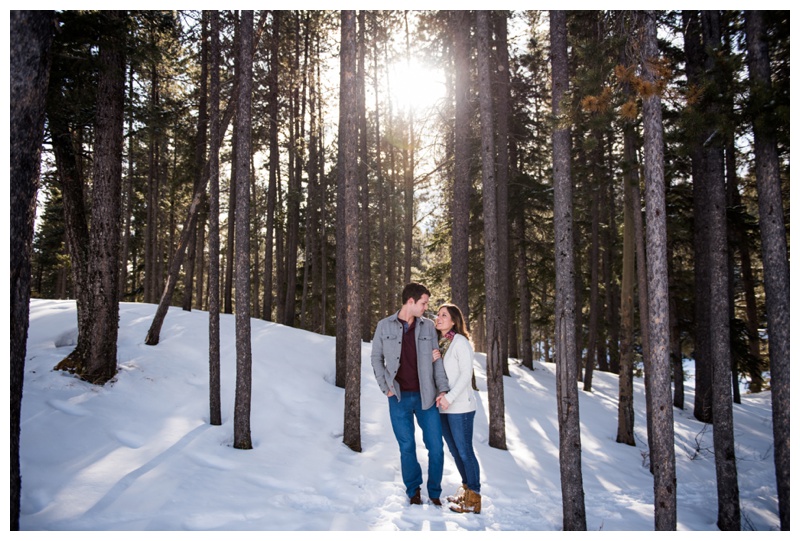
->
[[409, 487, 422, 505]]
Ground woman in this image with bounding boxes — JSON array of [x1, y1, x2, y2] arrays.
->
[[432, 303, 481, 514]]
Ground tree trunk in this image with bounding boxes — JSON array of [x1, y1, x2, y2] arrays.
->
[[119, 63, 135, 298], [700, 11, 741, 529], [617, 150, 636, 446], [183, 12, 209, 312], [451, 9, 471, 324], [550, 10, 586, 531], [233, 10, 254, 451], [477, 10, 507, 452], [340, 10, 362, 453], [494, 12, 511, 377], [745, 10, 790, 531], [10, 11, 53, 530], [208, 9, 222, 427], [262, 10, 280, 322], [358, 10, 372, 342], [640, 11, 677, 530], [682, 10, 713, 424], [85, 12, 126, 383]]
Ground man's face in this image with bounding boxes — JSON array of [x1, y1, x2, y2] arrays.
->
[[409, 294, 430, 318]]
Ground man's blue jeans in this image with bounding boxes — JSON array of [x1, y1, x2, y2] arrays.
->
[[388, 391, 444, 499], [440, 410, 480, 494]]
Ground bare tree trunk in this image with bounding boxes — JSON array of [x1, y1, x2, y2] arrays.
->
[[745, 10, 790, 531], [550, 11, 586, 531], [10, 11, 52, 530], [208, 9, 222, 427], [85, 12, 126, 383], [451, 9, 471, 323], [640, 11, 677, 530], [617, 155, 636, 446], [184, 12, 209, 312], [119, 63, 135, 298], [477, 10, 507, 452], [700, 11, 741, 530], [682, 10, 713, 424], [340, 10, 362, 453], [233, 10, 254, 451], [494, 12, 510, 376], [262, 11, 280, 322], [357, 10, 372, 342]]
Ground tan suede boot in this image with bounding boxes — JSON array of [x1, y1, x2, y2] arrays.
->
[[449, 488, 481, 514], [446, 484, 467, 504]]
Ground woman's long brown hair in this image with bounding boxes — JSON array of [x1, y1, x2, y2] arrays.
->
[[437, 303, 471, 340]]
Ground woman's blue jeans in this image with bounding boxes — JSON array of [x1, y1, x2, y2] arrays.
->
[[387, 391, 444, 499], [440, 410, 480, 494]]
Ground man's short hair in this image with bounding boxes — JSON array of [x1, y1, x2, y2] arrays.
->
[[401, 282, 431, 304]]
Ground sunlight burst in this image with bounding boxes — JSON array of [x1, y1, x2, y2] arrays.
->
[[387, 59, 446, 115]]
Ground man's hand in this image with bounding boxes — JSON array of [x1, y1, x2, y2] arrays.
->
[[387, 390, 395, 397]]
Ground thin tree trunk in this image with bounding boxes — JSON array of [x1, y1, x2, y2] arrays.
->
[[184, 13, 209, 312], [262, 10, 280, 322], [358, 10, 371, 342], [550, 11, 586, 530], [451, 9, 471, 323], [208, 9, 221, 427], [119, 63, 135, 298], [745, 10, 790, 531], [495, 12, 510, 377], [233, 10, 254, 451], [340, 10, 362, 453], [641, 11, 677, 529], [617, 155, 636, 446]]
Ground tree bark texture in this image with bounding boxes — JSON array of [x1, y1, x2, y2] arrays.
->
[[10, 10, 53, 530], [477, 10, 507, 452], [85, 11, 126, 383], [208, 9, 222, 427], [451, 9, 471, 323], [701, 10, 741, 530], [682, 10, 714, 424], [641, 11, 677, 530], [745, 10, 790, 531], [233, 10, 254, 450], [340, 10, 362, 453], [550, 10, 586, 531]]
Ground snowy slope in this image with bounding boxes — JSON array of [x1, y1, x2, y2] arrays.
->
[[19, 299, 780, 530]]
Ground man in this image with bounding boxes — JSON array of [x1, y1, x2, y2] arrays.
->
[[371, 282, 450, 506]]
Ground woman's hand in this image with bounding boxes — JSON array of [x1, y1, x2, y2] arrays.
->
[[437, 393, 450, 410], [432, 348, 441, 362]]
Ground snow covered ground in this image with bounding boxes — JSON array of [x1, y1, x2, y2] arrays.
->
[[18, 299, 780, 530]]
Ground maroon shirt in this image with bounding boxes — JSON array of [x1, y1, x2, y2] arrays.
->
[[395, 317, 420, 392]]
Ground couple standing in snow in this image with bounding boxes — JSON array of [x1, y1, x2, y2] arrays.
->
[[370, 282, 481, 514]]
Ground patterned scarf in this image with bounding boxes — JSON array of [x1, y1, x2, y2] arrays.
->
[[438, 330, 456, 358]]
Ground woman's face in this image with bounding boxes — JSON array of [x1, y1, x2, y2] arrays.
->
[[435, 307, 455, 334]]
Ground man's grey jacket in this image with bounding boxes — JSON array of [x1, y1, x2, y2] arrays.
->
[[371, 311, 450, 410]]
